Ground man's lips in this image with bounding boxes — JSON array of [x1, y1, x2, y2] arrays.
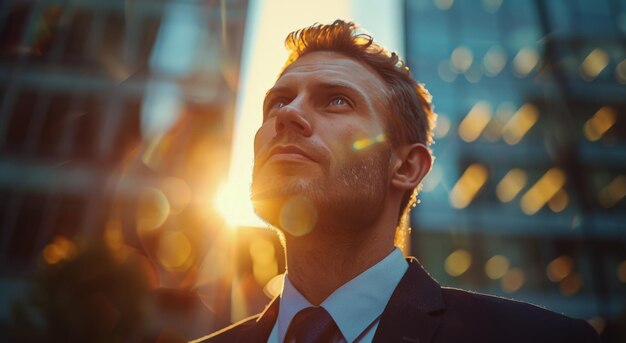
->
[[267, 145, 316, 163]]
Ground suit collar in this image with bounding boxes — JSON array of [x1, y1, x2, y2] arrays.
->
[[256, 296, 280, 335], [230, 296, 279, 343], [373, 257, 445, 343]]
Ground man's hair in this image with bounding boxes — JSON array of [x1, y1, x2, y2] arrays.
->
[[281, 20, 436, 228]]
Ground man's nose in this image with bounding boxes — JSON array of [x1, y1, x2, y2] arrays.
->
[[274, 99, 313, 137]]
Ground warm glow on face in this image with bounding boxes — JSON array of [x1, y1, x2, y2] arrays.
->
[[279, 196, 318, 237], [223, 0, 403, 228]]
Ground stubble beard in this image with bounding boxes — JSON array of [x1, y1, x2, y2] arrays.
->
[[250, 146, 391, 236]]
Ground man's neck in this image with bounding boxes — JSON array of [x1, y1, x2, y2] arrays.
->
[[284, 225, 396, 306]]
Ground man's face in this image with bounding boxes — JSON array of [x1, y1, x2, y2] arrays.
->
[[251, 51, 393, 236]]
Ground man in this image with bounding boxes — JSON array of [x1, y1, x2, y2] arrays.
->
[[193, 20, 600, 343]]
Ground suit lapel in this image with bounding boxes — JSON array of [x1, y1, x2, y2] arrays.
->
[[237, 296, 280, 343], [372, 258, 445, 343]]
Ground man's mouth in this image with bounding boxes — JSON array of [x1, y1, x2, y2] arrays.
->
[[267, 145, 316, 163]]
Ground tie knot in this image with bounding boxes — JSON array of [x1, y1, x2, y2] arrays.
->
[[286, 307, 339, 343]]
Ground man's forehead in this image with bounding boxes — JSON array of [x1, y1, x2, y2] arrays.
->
[[280, 51, 381, 79], [275, 51, 387, 92]]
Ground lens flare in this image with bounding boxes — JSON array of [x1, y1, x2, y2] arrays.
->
[[279, 196, 318, 237], [352, 133, 386, 151]]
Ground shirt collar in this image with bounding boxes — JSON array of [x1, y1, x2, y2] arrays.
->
[[276, 248, 408, 342]]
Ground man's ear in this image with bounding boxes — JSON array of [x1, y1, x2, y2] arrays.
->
[[391, 143, 432, 191]]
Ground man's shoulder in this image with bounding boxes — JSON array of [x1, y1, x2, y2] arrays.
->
[[189, 314, 261, 343], [438, 287, 600, 342]]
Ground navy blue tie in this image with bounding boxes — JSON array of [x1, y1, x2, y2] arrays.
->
[[285, 307, 339, 343]]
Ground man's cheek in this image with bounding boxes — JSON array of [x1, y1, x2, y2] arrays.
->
[[253, 125, 273, 155]]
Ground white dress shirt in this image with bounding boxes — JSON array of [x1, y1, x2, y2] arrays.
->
[[267, 248, 409, 343]]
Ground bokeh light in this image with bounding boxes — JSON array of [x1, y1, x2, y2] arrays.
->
[[434, 0, 455, 11], [496, 168, 528, 203], [352, 133, 386, 151], [485, 255, 510, 280], [449, 163, 488, 209], [500, 267, 525, 293], [559, 272, 583, 296], [616, 59, 626, 83], [512, 47, 539, 77], [157, 230, 194, 271], [520, 168, 566, 215], [42, 236, 78, 265], [547, 189, 569, 213], [583, 106, 616, 142], [547, 255, 574, 282], [501, 103, 539, 145], [444, 249, 472, 277], [279, 196, 318, 237], [598, 175, 626, 208], [136, 187, 170, 233], [580, 48, 609, 81], [458, 101, 492, 142], [450, 46, 473, 73], [483, 45, 507, 76]]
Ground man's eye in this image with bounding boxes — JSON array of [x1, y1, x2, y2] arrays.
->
[[329, 97, 349, 106], [273, 100, 287, 109]]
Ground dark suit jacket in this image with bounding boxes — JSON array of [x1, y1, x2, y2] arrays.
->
[[192, 258, 601, 343]]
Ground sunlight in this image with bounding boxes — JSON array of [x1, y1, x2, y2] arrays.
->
[[215, 181, 243, 229]]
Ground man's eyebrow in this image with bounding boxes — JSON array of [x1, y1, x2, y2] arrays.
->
[[264, 86, 289, 100], [317, 81, 362, 93]]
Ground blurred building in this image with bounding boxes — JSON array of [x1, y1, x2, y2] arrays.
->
[[405, 0, 626, 339], [0, 0, 248, 341]]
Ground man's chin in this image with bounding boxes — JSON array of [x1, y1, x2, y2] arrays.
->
[[252, 194, 319, 237]]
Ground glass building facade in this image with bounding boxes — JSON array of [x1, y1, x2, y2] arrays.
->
[[0, 0, 248, 341], [406, 0, 626, 339]]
